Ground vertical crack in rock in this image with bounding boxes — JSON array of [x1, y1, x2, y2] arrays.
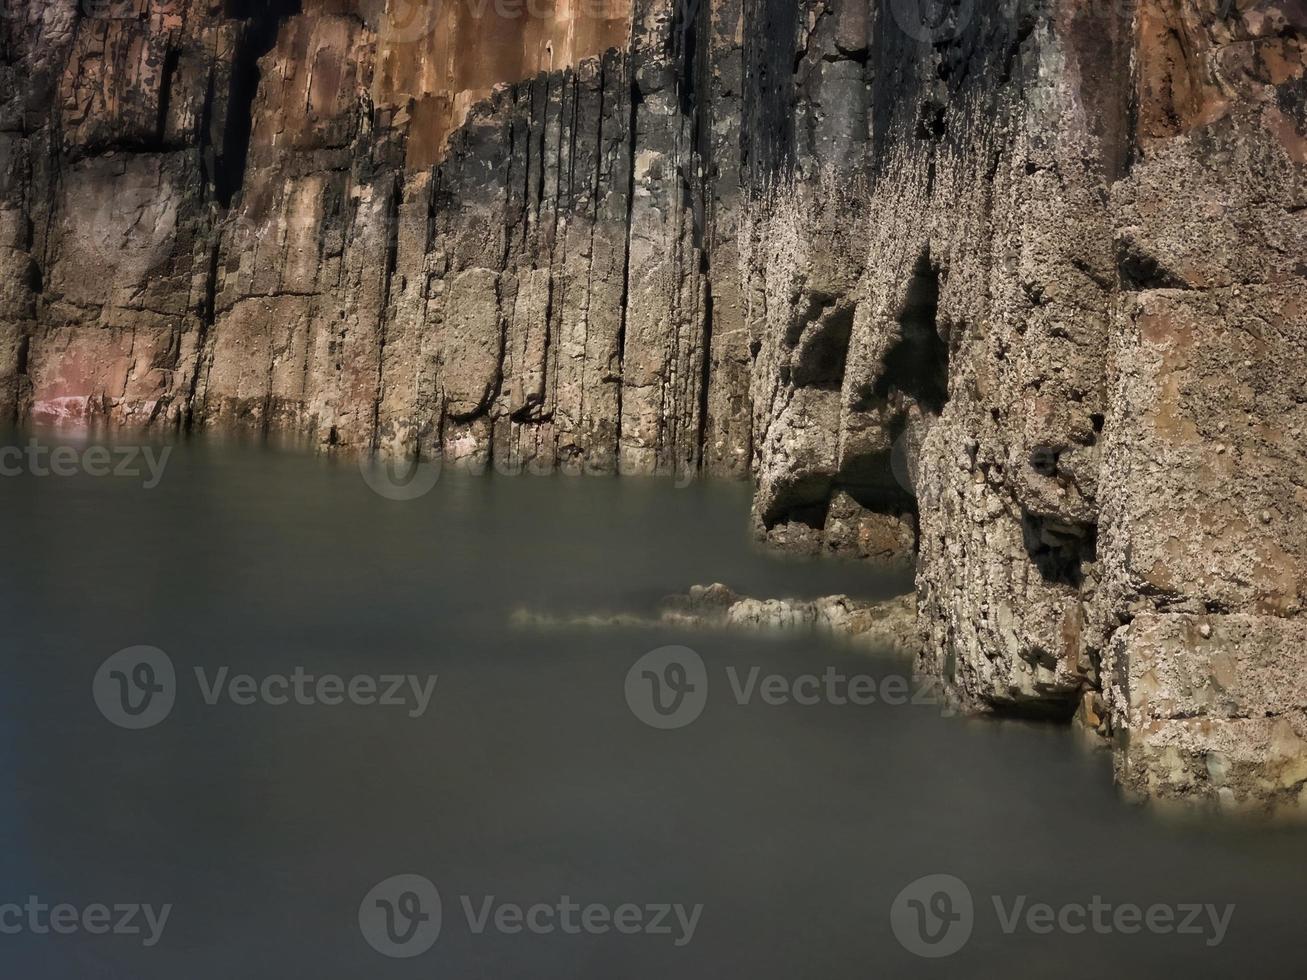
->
[[869, 254, 948, 416], [367, 173, 402, 451], [217, 0, 303, 206], [615, 70, 639, 463], [184, 234, 221, 434]]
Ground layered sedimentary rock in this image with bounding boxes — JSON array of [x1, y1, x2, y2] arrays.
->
[[2, 0, 1304, 814], [1, 0, 742, 476]]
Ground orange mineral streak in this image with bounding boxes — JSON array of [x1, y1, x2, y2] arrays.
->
[[1132, 0, 1306, 144], [369, 0, 633, 167]]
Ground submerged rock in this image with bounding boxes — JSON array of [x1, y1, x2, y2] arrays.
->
[[515, 583, 919, 658]]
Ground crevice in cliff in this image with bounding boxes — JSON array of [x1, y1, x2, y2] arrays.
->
[[615, 72, 641, 457], [983, 692, 1081, 723], [742, 0, 799, 185], [534, 74, 551, 226], [1116, 237, 1189, 291], [13, 333, 30, 423], [672, 0, 701, 119], [696, 254, 714, 468], [183, 235, 222, 433], [216, 0, 302, 207], [828, 254, 950, 552], [197, 59, 219, 193], [790, 302, 854, 390], [368, 176, 403, 449], [868, 254, 949, 413], [761, 475, 836, 532], [760, 248, 949, 555], [998, 15, 1037, 86], [1022, 512, 1097, 589], [156, 47, 182, 146]]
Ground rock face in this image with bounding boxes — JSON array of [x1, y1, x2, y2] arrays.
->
[[0, 0, 742, 476], [740, 0, 1304, 816], [2, 0, 1304, 815]]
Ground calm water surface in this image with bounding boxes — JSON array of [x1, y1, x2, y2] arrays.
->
[[1, 433, 1305, 978]]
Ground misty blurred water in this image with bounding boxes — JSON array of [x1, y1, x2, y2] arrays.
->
[[1, 432, 1304, 978]]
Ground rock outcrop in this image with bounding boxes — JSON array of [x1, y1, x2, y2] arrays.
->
[[0, 0, 745, 476], [513, 582, 921, 655], [2, 0, 1304, 815]]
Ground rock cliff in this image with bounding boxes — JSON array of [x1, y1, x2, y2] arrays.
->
[[2, 0, 1304, 815]]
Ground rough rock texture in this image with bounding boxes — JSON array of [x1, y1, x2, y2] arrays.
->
[[3, 0, 1304, 814], [737, 0, 1305, 816], [2, 0, 234, 427], [1, 0, 748, 476], [368, 0, 630, 167]]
